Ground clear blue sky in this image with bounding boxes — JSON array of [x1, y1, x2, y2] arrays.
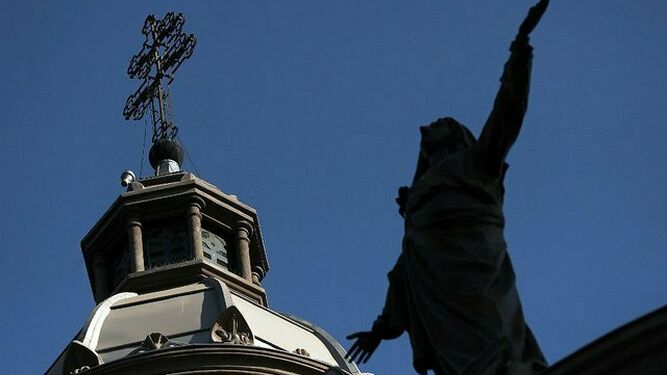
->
[[1, 1, 665, 374]]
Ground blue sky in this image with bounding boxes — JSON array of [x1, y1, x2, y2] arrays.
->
[[1, 1, 665, 374]]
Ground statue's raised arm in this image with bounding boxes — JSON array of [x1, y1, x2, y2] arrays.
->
[[476, 0, 550, 175]]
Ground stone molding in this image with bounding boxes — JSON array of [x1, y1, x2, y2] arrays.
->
[[77, 345, 354, 375]]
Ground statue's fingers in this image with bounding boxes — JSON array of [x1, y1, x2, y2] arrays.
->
[[351, 348, 364, 363], [347, 344, 363, 362], [356, 349, 367, 364], [345, 342, 359, 360], [532, 0, 550, 24], [346, 332, 362, 340], [344, 346, 354, 359], [539, 0, 550, 11], [360, 350, 373, 364], [362, 345, 378, 363], [530, 0, 546, 12]]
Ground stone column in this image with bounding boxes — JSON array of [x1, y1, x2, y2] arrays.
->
[[126, 213, 144, 273], [235, 220, 253, 282], [93, 254, 110, 302], [252, 266, 265, 286], [187, 197, 206, 261]]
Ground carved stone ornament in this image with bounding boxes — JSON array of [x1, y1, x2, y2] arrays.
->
[[211, 305, 254, 345], [63, 340, 103, 375], [127, 332, 186, 356], [293, 348, 311, 357]]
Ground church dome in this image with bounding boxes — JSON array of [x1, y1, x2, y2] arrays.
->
[[47, 279, 361, 374]]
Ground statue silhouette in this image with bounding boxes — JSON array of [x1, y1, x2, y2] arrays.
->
[[346, 1, 550, 374]]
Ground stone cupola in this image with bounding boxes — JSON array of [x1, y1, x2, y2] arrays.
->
[[81, 170, 270, 306]]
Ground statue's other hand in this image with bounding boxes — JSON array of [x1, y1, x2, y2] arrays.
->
[[345, 331, 382, 364], [518, 0, 550, 38]]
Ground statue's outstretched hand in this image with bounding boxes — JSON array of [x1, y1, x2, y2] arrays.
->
[[345, 331, 382, 364], [518, 0, 550, 38]]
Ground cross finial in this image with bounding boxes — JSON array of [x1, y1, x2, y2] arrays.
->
[[123, 12, 196, 144]]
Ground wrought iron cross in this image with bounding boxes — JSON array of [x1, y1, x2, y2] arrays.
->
[[123, 12, 197, 143]]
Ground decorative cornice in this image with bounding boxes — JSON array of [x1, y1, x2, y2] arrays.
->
[[115, 259, 268, 306]]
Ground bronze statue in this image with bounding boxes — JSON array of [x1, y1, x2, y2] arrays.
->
[[346, 1, 550, 374]]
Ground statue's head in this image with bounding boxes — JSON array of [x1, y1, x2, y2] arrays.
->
[[412, 117, 476, 183]]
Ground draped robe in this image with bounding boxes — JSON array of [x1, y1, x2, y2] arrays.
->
[[374, 37, 548, 375]]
